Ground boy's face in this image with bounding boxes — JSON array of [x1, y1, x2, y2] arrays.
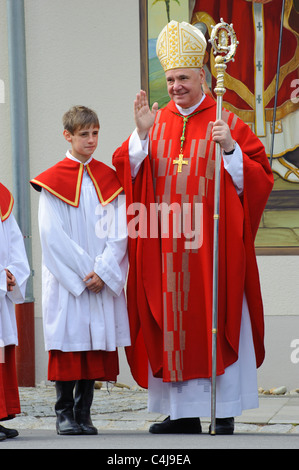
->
[[63, 125, 99, 163]]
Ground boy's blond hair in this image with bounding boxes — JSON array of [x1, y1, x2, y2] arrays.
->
[[62, 105, 99, 134]]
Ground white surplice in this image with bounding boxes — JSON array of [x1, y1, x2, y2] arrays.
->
[[128, 98, 259, 419], [0, 212, 30, 347], [38, 153, 130, 353]]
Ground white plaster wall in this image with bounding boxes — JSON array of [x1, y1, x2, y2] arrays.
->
[[257, 256, 299, 390], [0, 0, 13, 186], [258, 256, 299, 317]]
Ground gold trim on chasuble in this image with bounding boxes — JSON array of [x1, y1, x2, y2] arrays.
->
[[154, 110, 215, 381]]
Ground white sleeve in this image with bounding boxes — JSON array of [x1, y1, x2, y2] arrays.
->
[[38, 189, 94, 297], [128, 129, 149, 178], [222, 143, 244, 195], [5, 214, 30, 304], [0, 268, 7, 298], [94, 194, 128, 297]]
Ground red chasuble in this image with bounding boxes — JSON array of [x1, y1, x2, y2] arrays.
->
[[113, 95, 273, 388], [30, 157, 123, 206], [0, 183, 14, 222]]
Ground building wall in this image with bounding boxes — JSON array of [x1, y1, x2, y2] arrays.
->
[[0, 0, 298, 390], [257, 256, 299, 390]]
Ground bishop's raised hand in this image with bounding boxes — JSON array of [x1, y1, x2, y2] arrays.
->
[[134, 90, 158, 140]]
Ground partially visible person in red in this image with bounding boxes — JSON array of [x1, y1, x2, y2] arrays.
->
[[0, 183, 30, 441]]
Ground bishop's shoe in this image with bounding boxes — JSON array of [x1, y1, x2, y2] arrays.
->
[[149, 416, 202, 434], [209, 417, 234, 435]]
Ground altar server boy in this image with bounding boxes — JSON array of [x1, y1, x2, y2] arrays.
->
[[31, 106, 130, 435]]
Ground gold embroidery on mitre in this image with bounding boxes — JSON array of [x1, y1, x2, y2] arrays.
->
[[156, 21, 207, 72]]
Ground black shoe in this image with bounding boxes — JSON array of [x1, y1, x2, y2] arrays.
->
[[149, 416, 202, 434], [0, 424, 18, 438], [55, 381, 82, 435], [209, 417, 234, 435], [74, 380, 98, 435], [0, 432, 6, 441]]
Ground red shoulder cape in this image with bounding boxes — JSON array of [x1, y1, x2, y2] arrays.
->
[[0, 183, 14, 222], [113, 97, 273, 388], [30, 157, 123, 206]]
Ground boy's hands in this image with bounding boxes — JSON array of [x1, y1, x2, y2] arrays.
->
[[83, 272, 104, 294], [5, 269, 16, 292]]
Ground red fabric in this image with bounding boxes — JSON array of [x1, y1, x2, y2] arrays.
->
[[0, 183, 14, 222], [48, 350, 119, 381], [0, 346, 20, 420], [191, 0, 298, 113], [30, 157, 123, 207], [113, 145, 164, 388], [113, 95, 273, 388]]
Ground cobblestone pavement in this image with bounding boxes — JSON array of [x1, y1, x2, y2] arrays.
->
[[9, 383, 299, 435]]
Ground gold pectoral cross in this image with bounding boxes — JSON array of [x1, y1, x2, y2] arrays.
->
[[173, 153, 188, 173], [172, 112, 202, 173]]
